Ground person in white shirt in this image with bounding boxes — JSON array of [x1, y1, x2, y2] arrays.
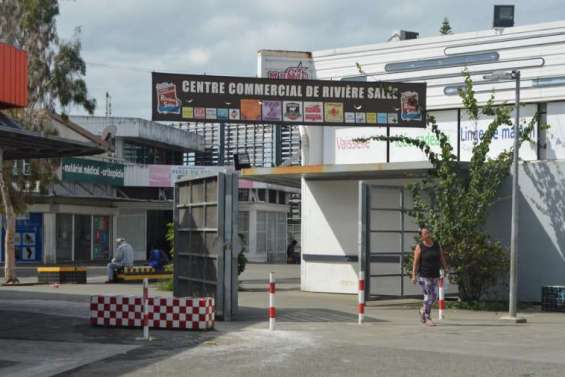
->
[[106, 238, 135, 283]]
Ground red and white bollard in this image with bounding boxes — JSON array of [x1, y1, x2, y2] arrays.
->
[[438, 272, 446, 321], [268, 272, 276, 331], [358, 271, 365, 325], [143, 277, 150, 340]]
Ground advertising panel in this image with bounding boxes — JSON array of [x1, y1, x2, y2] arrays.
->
[[147, 165, 228, 187], [152, 72, 427, 128], [334, 127, 387, 164], [258, 50, 315, 80], [459, 104, 538, 161]]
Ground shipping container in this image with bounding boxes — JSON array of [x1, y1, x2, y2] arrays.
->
[[0, 43, 28, 109]]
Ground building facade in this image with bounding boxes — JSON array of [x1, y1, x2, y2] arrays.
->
[[246, 20, 565, 301], [1, 116, 204, 264]]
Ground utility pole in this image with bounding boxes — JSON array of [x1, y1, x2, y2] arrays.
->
[[483, 70, 526, 323], [506, 70, 526, 323]]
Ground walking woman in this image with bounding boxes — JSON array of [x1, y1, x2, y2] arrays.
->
[[411, 227, 448, 326]]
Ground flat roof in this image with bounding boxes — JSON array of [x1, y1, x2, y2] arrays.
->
[[70, 116, 205, 153], [0, 114, 105, 160], [240, 161, 438, 188]]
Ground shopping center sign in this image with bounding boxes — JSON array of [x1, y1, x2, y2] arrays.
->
[[62, 158, 125, 186], [152, 72, 426, 128]]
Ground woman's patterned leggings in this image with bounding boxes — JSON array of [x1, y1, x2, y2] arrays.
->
[[418, 277, 439, 320]]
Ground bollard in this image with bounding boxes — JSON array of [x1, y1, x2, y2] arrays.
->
[[438, 272, 445, 321], [268, 272, 276, 331], [358, 271, 365, 324], [143, 278, 150, 340]]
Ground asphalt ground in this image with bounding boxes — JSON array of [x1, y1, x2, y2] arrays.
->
[[0, 264, 564, 377]]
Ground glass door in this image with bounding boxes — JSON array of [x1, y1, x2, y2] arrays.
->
[[93, 216, 111, 261], [56, 214, 73, 262], [74, 215, 92, 261]]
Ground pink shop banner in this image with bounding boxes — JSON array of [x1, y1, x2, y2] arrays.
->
[[149, 165, 172, 187]]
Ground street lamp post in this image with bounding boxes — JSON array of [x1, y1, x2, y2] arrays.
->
[[483, 70, 526, 323]]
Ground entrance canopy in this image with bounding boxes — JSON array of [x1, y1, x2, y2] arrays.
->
[[240, 161, 438, 188], [0, 113, 105, 160]]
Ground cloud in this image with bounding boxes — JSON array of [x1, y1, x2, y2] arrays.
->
[[186, 48, 211, 65], [55, 0, 565, 119]]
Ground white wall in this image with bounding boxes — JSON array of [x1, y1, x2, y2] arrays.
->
[[313, 21, 565, 110], [301, 179, 359, 293], [487, 160, 565, 301], [310, 21, 565, 166], [546, 102, 565, 160], [301, 177, 419, 294]]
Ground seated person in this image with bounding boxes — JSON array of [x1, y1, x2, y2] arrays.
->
[[106, 238, 134, 283], [148, 247, 169, 271], [287, 240, 298, 264]]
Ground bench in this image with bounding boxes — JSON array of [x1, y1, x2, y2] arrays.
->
[[115, 265, 173, 282], [37, 266, 87, 284]]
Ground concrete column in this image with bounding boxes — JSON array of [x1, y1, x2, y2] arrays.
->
[[112, 213, 118, 258], [43, 213, 57, 264], [248, 208, 258, 262]]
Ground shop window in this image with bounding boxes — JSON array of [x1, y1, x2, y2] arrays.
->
[[93, 216, 111, 261], [56, 214, 73, 262], [74, 215, 92, 261], [278, 192, 287, 205], [238, 211, 249, 253], [269, 190, 277, 204], [257, 189, 266, 202], [239, 189, 249, 202]]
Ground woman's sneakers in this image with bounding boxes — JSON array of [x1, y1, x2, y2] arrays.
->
[[419, 308, 435, 326]]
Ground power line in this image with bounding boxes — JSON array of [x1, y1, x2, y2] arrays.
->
[[85, 61, 153, 73]]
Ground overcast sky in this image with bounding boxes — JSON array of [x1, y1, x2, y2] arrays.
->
[[57, 0, 565, 119]]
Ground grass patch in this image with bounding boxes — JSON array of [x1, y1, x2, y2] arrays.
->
[[158, 277, 173, 292]]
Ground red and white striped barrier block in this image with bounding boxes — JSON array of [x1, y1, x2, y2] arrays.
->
[[90, 296, 215, 330], [358, 271, 365, 324], [142, 278, 150, 340], [268, 272, 276, 331], [438, 273, 446, 320]]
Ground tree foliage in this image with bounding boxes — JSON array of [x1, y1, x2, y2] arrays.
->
[[440, 17, 453, 35], [0, 0, 95, 282], [355, 71, 542, 301]]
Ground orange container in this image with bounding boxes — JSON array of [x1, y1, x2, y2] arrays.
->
[[0, 43, 28, 109]]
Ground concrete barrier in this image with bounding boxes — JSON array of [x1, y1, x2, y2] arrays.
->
[[90, 295, 214, 330]]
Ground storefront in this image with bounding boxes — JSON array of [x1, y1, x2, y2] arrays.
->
[[54, 213, 112, 262], [1, 43, 107, 269], [238, 185, 293, 263]]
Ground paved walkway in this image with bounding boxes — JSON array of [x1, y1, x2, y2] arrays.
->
[[0, 264, 564, 377]]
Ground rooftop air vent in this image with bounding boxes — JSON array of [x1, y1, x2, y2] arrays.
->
[[387, 30, 419, 42]]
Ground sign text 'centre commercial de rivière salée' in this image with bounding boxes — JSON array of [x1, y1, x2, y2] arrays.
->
[[152, 72, 426, 128]]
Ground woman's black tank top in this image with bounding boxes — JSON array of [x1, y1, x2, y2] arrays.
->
[[419, 241, 441, 278]]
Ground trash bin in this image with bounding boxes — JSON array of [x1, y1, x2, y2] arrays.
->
[[541, 285, 565, 312]]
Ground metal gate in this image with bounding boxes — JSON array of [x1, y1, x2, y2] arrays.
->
[[359, 183, 420, 299], [173, 172, 239, 320]]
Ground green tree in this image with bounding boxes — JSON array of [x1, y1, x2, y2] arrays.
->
[[440, 17, 453, 35], [356, 71, 542, 301], [0, 0, 96, 283]]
